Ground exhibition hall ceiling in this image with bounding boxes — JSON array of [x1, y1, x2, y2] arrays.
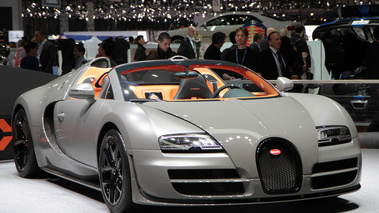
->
[[21, 0, 372, 22]]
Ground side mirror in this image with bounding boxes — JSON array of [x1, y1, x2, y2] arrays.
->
[[69, 83, 95, 102], [276, 77, 294, 92]]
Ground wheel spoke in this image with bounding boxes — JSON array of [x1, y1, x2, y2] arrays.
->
[[113, 185, 121, 203], [101, 140, 121, 204], [109, 169, 123, 204], [21, 121, 28, 139], [103, 148, 115, 168], [109, 181, 116, 203], [14, 139, 29, 170], [14, 139, 26, 147], [14, 151, 25, 169]]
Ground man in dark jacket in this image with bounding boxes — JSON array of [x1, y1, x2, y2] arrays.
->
[[113, 36, 129, 64], [204, 32, 226, 60], [249, 33, 263, 53], [97, 38, 117, 67], [290, 24, 311, 72], [177, 26, 198, 59], [221, 27, 257, 79], [134, 35, 147, 61], [256, 31, 293, 80], [146, 32, 176, 60], [33, 29, 58, 74]]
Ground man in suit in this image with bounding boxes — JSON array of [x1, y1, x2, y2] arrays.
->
[[33, 29, 58, 74], [249, 33, 263, 53], [177, 26, 198, 59], [256, 31, 297, 80], [259, 27, 275, 52]]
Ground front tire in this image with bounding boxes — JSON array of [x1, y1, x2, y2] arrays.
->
[[99, 129, 134, 213], [12, 108, 42, 178]]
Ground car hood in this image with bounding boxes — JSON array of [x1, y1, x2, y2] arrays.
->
[[143, 96, 317, 143], [143, 96, 319, 175]]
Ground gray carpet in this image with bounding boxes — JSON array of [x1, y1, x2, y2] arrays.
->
[[0, 161, 108, 213], [1, 149, 378, 213]]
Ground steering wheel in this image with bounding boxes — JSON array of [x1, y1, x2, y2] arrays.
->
[[212, 84, 242, 98]]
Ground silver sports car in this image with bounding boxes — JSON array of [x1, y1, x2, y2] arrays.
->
[[12, 57, 361, 212]]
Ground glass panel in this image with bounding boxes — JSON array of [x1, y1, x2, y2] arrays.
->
[[207, 17, 228, 26], [353, 27, 366, 40]]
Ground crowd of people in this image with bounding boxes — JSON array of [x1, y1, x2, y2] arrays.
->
[[5, 24, 312, 81], [133, 24, 312, 81], [6, 29, 74, 74], [5, 29, 130, 75]]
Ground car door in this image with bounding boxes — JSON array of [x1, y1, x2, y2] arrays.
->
[[53, 98, 102, 167]]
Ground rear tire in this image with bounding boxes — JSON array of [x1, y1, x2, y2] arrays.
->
[[99, 129, 134, 212], [12, 108, 42, 178]]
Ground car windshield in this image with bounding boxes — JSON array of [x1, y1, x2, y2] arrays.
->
[[116, 61, 279, 101]]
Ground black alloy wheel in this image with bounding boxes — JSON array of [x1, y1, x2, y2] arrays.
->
[[99, 129, 134, 212], [12, 108, 41, 177]]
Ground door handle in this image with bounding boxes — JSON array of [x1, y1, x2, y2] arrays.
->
[[57, 112, 65, 122]]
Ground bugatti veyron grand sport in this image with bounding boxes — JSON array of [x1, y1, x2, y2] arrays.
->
[[12, 57, 361, 212]]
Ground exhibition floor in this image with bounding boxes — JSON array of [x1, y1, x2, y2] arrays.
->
[[1, 149, 378, 213]]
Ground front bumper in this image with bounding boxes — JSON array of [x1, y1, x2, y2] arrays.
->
[[128, 138, 361, 206]]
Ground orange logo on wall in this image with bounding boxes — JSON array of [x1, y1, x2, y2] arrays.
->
[[0, 119, 12, 151]]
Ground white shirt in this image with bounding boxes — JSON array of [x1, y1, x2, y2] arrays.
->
[[187, 35, 197, 58], [269, 46, 286, 77], [37, 39, 47, 59]]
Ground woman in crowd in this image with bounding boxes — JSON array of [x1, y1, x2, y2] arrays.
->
[[20, 42, 40, 71]]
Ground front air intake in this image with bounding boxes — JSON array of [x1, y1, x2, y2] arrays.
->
[[256, 138, 302, 194]]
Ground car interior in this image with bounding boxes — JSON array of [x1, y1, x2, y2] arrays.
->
[[74, 63, 279, 101]]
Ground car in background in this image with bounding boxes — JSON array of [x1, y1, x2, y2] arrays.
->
[[313, 4, 379, 123], [168, 12, 295, 44], [12, 57, 361, 212], [312, 19, 374, 80]]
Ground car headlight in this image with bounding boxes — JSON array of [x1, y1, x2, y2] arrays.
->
[[317, 126, 352, 146], [159, 134, 224, 152]]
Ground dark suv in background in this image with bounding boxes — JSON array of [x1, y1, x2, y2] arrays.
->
[[312, 5, 379, 124], [313, 4, 379, 79]]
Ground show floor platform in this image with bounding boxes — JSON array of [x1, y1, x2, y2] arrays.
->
[[1, 149, 379, 213]]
